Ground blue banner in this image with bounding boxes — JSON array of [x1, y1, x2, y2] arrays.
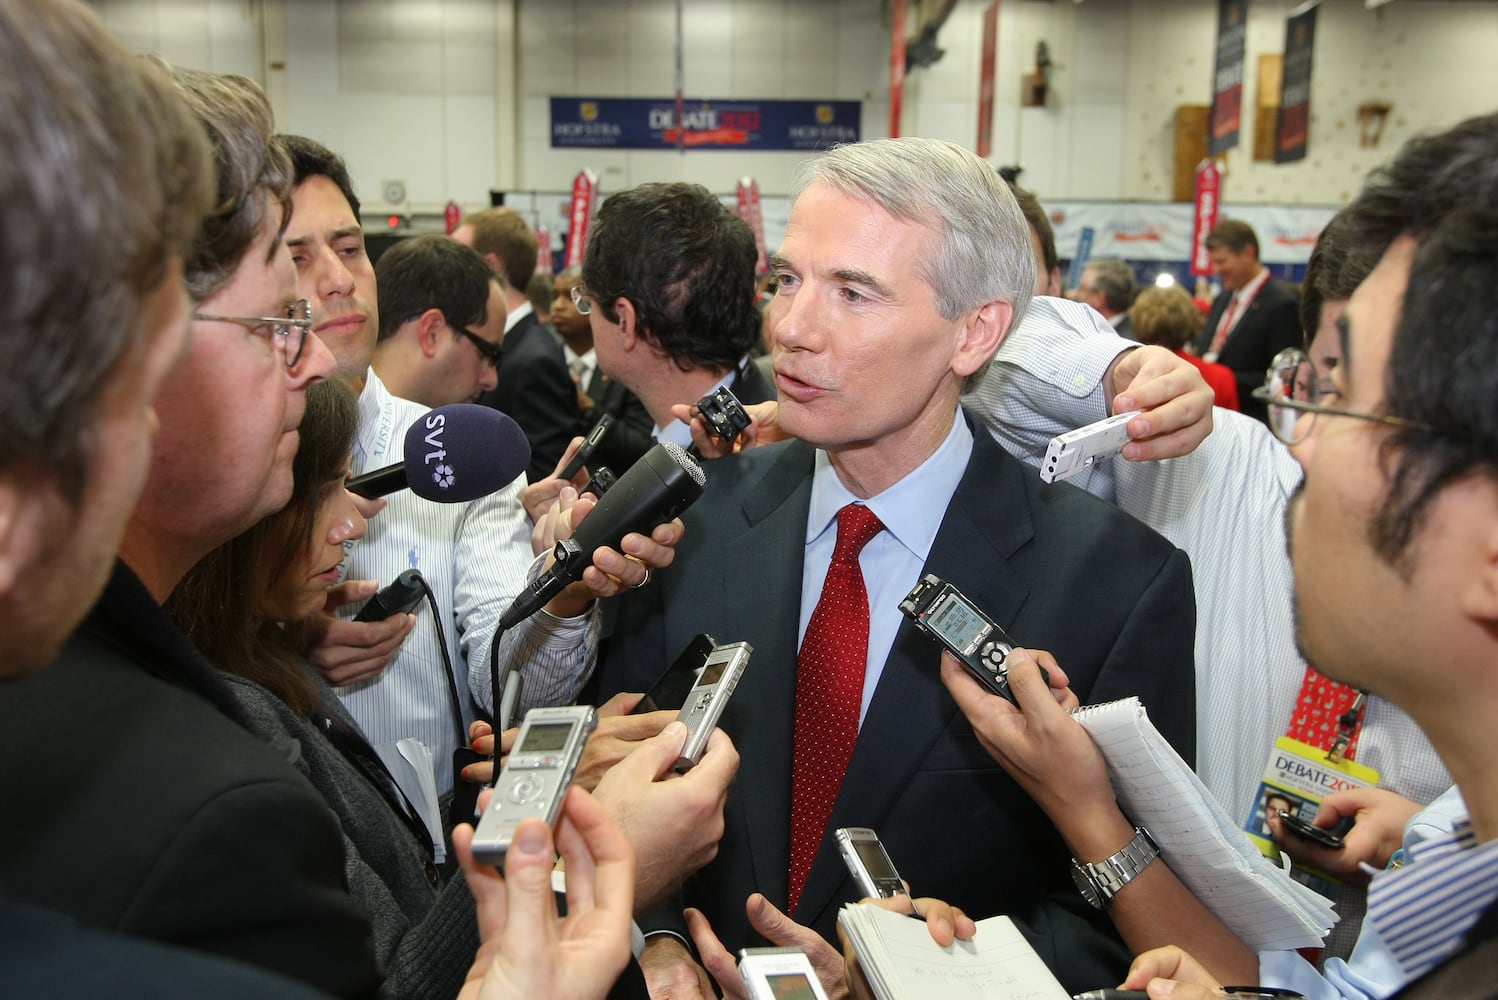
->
[[550, 98, 861, 151], [1066, 227, 1096, 291]]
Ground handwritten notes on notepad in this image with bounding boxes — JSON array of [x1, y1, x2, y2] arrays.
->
[[836, 903, 1068, 1000], [1070, 697, 1336, 951]]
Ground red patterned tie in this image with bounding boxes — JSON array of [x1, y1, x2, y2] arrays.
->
[[1286, 665, 1364, 757], [788, 503, 885, 914]]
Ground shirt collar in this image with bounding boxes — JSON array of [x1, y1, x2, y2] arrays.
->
[[1235, 266, 1271, 303], [504, 300, 534, 334], [564, 345, 596, 368], [805, 411, 973, 561], [651, 361, 745, 444]]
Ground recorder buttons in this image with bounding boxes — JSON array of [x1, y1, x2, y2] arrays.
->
[[508, 775, 544, 804], [980, 641, 1008, 673]]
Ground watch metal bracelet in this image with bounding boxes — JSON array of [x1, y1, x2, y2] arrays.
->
[[1070, 826, 1160, 909]]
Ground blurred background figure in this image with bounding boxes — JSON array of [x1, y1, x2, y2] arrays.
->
[[1132, 285, 1239, 411]]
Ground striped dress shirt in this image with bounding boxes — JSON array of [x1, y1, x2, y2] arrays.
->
[[335, 370, 599, 795]]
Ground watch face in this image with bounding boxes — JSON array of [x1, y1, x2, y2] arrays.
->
[[1070, 858, 1105, 909]]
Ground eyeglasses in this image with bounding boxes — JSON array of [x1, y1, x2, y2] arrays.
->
[[194, 299, 313, 370], [454, 325, 503, 368], [569, 284, 594, 316], [1252, 348, 1433, 445]]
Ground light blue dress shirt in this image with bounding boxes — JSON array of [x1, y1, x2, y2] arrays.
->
[[798, 413, 973, 726]]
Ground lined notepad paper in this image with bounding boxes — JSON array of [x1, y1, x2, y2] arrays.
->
[[1071, 697, 1336, 951], [837, 903, 1068, 1000]]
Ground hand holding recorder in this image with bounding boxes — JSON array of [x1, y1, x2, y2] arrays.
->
[[592, 720, 741, 914], [453, 784, 635, 1000], [685, 889, 976, 1000], [1103, 344, 1215, 462]]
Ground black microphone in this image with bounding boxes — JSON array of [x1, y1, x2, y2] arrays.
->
[[497, 442, 705, 629], [348, 403, 530, 502]]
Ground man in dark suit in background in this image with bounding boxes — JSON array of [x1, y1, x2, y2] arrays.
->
[[551, 265, 656, 472], [1078, 257, 1139, 340], [575, 182, 775, 460], [1190, 219, 1301, 423], [595, 139, 1196, 996], [455, 206, 581, 480]]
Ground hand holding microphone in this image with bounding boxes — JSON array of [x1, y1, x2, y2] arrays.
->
[[499, 442, 704, 629]]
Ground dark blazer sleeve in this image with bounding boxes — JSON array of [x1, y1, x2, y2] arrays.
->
[[1084, 545, 1198, 763], [123, 779, 383, 998], [0, 899, 333, 1000]]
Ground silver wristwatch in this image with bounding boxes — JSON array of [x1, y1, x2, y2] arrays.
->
[[1070, 827, 1160, 909]]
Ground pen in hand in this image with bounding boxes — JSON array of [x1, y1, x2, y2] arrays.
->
[[1074, 990, 1304, 1000]]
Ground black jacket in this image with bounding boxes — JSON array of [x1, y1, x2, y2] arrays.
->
[[0, 563, 381, 997]]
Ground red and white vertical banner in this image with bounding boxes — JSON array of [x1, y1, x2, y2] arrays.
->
[[564, 169, 598, 269], [444, 200, 461, 235], [535, 225, 553, 274], [1190, 159, 1222, 277], [735, 177, 768, 275], [977, 0, 1000, 158], [890, 0, 907, 138]]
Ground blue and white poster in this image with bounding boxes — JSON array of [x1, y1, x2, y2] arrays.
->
[[550, 98, 861, 151]]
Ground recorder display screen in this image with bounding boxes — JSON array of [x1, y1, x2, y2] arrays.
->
[[698, 658, 728, 686], [519, 722, 574, 753], [765, 973, 819, 999], [928, 595, 985, 645], [853, 839, 898, 880]]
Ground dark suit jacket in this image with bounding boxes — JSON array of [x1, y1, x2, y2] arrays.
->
[[0, 563, 381, 998], [582, 368, 656, 473], [596, 414, 1196, 993], [0, 898, 330, 999], [1189, 277, 1301, 423], [478, 311, 582, 482]]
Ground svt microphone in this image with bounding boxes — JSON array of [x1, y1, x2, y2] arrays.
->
[[348, 404, 530, 503], [497, 442, 705, 629]]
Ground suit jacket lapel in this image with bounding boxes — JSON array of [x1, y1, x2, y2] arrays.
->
[[792, 426, 1038, 924], [671, 442, 815, 906], [586, 367, 608, 401]]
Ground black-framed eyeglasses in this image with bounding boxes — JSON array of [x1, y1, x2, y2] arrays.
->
[[569, 283, 594, 316], [453, 325, 503, 368], [1252, 348, 1433, 446], [194, 298, 313, 370]]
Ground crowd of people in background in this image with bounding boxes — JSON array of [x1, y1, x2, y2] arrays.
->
[[4, 2, 1498, 999]]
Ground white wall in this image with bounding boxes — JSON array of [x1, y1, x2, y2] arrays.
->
[[92, 0, 1498, 222]]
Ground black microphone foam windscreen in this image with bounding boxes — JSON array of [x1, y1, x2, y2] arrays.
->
[[403, 404, 530, 503]]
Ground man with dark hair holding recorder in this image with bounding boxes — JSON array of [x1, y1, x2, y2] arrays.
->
[[575, 181, 776, 460]]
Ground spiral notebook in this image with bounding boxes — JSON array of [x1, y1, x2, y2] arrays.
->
[[1070, 697, 1336, 951]]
